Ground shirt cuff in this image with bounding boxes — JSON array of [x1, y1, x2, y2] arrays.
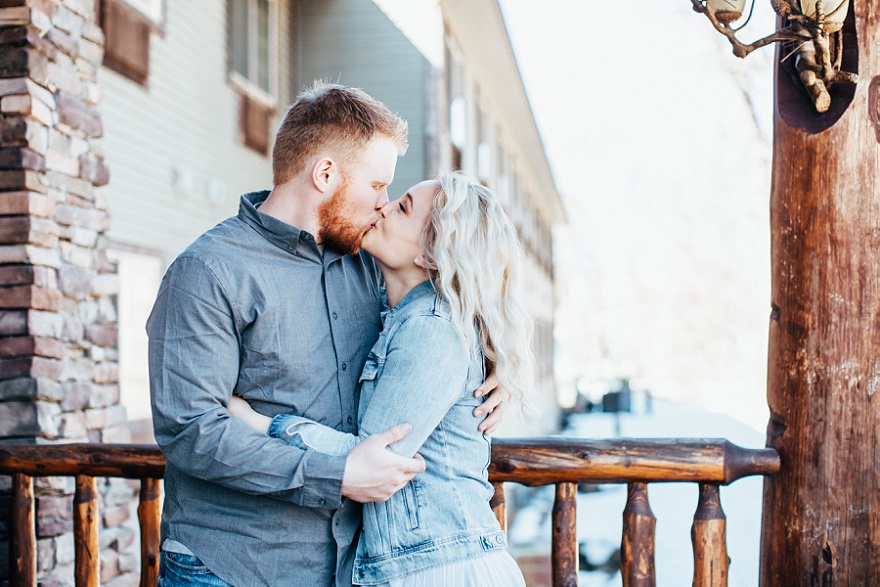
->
[[297, 446, 347, 509]]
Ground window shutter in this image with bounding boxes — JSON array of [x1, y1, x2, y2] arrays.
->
[[100, 0, 151, 85], [239, 92, 274, 156]]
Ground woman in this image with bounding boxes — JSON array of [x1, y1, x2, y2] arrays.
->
[[230, 171, 532, 586]]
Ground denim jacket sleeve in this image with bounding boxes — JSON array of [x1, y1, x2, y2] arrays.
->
[[147, 256, 347, 508], [268, 313, 472, 460], [360, 313, 471, 458]]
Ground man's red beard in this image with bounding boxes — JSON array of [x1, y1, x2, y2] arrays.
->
[[317, 181, 370, 255]]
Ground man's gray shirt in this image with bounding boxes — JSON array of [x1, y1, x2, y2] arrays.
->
[[147, 191, 382, 586]]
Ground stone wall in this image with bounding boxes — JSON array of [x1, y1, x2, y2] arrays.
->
[[0, 1, 138, 585]]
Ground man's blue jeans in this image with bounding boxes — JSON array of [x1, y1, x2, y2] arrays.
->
[[158, 552, 234, 587]]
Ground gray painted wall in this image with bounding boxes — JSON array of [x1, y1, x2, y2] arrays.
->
[[296, 0, 434, 200]]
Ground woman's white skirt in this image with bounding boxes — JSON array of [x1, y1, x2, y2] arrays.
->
[[369, 550, 526, 587]]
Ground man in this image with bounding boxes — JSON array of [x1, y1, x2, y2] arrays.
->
[[148, 83, 508, 587]]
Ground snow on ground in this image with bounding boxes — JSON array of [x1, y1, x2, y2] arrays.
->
[[508, 396, 766, 586]]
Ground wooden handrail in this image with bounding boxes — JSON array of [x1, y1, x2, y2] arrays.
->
[[489, 437, 780, 485], [1, 439, 779, 587]]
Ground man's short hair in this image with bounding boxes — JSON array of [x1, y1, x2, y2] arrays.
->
[[272, 82, 409, 185]]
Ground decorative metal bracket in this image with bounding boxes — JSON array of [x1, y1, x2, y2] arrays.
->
[[691, 0, 858, 113]]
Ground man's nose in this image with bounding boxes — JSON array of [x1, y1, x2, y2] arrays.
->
[[378, 200, 395, 218], [376, 190, 389, 209]]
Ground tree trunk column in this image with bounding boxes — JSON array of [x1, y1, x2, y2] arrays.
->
[[761, 0, 880, 583], [0, 1, 135, 585]]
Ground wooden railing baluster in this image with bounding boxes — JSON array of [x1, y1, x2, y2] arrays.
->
[[551, 481, 578, 587], [622, 481, 656, 587], [139, 478, 162, 587], [10, 473, 35, 587], [692, 483, 729, 587], [490, 480, 507, 532], [74, 475, 99, 587]]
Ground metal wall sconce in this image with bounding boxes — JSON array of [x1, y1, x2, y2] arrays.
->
[[691, 0, 858, 113]]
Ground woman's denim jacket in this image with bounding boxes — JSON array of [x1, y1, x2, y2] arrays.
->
[[267, 281, 507, 584]]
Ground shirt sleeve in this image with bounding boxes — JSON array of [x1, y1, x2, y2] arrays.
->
[[147, 256, 346, 509], [357, 314, 473, 458]]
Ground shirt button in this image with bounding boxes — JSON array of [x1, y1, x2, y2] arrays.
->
[[335, 519, 341, 526], [341, 362, 348, 371], [332, 311, 338, 320], [347, 416, 353, 425], [319, 498, 326, 505]]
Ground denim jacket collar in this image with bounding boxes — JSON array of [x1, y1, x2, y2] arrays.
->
[[379, 280, 434, 328]]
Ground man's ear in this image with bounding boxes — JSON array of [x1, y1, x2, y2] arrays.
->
[[311, 157, 337, 193]]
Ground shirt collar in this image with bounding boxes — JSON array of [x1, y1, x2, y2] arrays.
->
[[238, 191, 343, 263]]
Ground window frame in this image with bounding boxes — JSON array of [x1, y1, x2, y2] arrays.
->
[[228, 0, 280, 107]]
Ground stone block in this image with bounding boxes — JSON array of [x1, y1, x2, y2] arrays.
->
[[0, 192, 53, 217], [102, 503, 130, 528], [98, 424, 130, 443], [57, 263, 91, 300], [60, 380, 89, 410], [46, 27, 77, 58], [0, 284, 60, 310], [58, 240, 92, 268], [0, 26, 57, 61], [28, 310, 64, 338], [0, 214, 28, 243], [105, 572, 139, 587], [91, 272, 117, 296], [0, 146, 46, 172], [37, 514, 72, 538], [96, 295, 116, 322], [54, 91, 101, 137], [45, 149, 79, 177], [0, 335, 64, 359], [0, 400, 40, 436], [0, 309, 28, 336], [77, 37, 102, 65], [34, 474, 74, 495], [0, 6, 29, 26], [78, 153, 108, 186], [85, 323, 116, 348], [117, 551, 137, 574], [88, 383, 118, 408], [54, 532, 74, 566], [36, 536, 54, 572], [92, 361, 118, 384], [100, 547, 119, 584], [0, 48, 49, 87], [70, 226, 97, 247], [80, 18, 103, 44], [37, 495, 72, 521], [0, 375, 35, 400], [35, 378, 63, 402], [52, 4, 82, 37], [54, 410, 85, 438], [0, 114, 26, 145], [0, 355, 61, 381], [46, 170, 92, 199]]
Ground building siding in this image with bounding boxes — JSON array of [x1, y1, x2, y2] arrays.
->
[[297, 0, 432, 200], [99, 0, 294, 258]]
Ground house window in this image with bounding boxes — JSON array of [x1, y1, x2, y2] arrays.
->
[[98, 0, 160, 85], [229, 0, 278, 154]]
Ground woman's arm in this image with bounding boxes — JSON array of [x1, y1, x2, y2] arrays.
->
[[228, 396, 358, 457], [356, 314, 472, 459]]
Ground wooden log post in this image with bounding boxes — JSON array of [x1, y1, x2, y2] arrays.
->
[[691, 484, 728, 587], [490, 481, 507, 532], [760, 0, 880, 584], [138, 478, 162, 587], [621, 482, 656, 587], [551, 482, 578, 587], [10, 473, 35, 587], [74, 475, 99, 587]]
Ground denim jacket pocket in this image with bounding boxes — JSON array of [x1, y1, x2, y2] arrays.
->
[[401, 479, 421, 531]]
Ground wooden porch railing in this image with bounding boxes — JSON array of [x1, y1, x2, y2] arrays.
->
[[0, 439, 779, 587]]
